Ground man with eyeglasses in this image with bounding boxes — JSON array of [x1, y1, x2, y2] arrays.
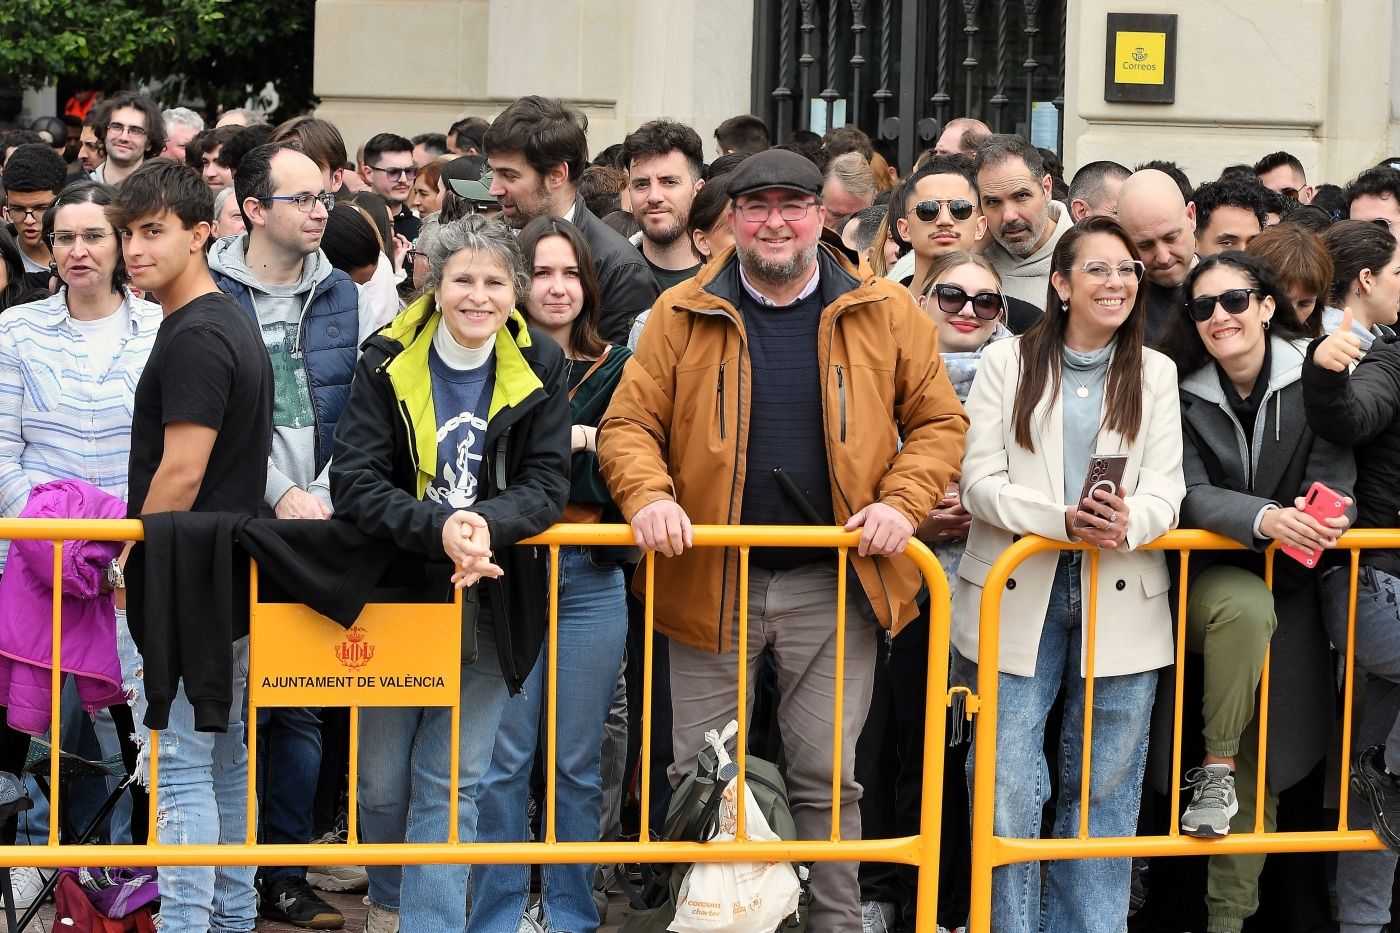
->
[[974, 134, 1074, 313], [1254, 150, 1314, 206], [599, 147, 968, 933], [358, 132, 420, 240], [91, 92, 165, 187], [2, 143, 68, 291], [206, 141, 371, 929]]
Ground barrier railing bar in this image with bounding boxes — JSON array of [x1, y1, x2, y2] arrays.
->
[[1255, 551, 1275, 835], [832, 547, 848, 843], [348, 706, 360, 844], [49, 541, 62, 848], [736, 545, 750, 842], [911, 540, 953, 933], [246, 563, 260, 847], [545, 544, 560, 845], [1080, 548, 1099, 840], [1339, 549, 1360, 830], [1169, 549, 1191, 838], [639, 551, 655, 844]]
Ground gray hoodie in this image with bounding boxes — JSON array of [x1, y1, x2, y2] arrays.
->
[[208, 234, 335, 510]]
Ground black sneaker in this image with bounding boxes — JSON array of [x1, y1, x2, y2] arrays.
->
[[1353, 745, 1400, 852], [259, 875, 345, 929]]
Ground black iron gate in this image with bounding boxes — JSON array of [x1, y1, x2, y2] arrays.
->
[[751, 0, 1068, 173]]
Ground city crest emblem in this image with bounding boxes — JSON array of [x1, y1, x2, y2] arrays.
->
[[335, 626, 376, 670]]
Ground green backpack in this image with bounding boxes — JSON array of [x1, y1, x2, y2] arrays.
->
[[616, 753, 811, 933]]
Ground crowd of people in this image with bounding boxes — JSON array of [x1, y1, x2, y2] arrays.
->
[[2, 91, 1400, 933]]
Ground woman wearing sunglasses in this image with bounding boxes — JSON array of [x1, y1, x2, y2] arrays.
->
[[950, 216, 1185, 933], [1158, 250, 1353, 932]]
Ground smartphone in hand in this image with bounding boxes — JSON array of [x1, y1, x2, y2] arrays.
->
[[1281, 481, 1348, 568], [1072, 455, 1128, 529]]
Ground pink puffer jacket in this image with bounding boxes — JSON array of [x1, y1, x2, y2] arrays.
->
[[0, 479, 127, 734]]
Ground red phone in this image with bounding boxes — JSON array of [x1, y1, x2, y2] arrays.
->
[[1280, 481, 1348, 568]]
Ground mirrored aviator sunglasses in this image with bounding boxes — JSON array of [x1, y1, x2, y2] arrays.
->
[[912, 198, 975, 222], [1185, 288, 1262, 323], [934, 283, 1004, 320]]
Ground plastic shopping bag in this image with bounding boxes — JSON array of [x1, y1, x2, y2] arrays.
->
[[669, 723, 802, 933]]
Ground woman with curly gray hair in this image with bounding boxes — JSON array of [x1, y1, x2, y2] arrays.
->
[[330, 213, 571, 933]]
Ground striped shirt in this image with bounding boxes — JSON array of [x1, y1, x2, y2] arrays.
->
[[0, 289, 161, 566]]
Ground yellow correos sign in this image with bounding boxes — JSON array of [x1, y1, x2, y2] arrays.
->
[[1114, 31, 1167, 86]]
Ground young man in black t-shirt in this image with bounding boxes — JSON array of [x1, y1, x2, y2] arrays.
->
[[107, 158, 272, 933]]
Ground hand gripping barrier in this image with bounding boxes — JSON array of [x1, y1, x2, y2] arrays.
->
[[965, 529, 1397, 933], [0, 519, 956, 933]]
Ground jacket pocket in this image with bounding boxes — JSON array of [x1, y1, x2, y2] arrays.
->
[[956, 551, 993, 587], [1139, 565, 1171, 598], [716, 362, 727, 440]]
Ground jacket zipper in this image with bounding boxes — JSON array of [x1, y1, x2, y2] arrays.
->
[[836, 364, 846, 442], [716, 363, 727, 440], [398, 400, 419, 474]]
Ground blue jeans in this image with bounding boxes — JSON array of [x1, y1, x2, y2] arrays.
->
[[469, 547, 627, 933], [964, 553, 1156, 933], [1323, 566, 1400, 933], [134, 636, 256, 933], [256, 705, 322, 877], [359, 623, 510, 932]]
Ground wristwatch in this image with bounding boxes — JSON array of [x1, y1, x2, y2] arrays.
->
[[106, 558, 125, 591]]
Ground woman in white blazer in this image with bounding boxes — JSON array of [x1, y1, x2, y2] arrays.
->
[[951, 216, 1186, 933]]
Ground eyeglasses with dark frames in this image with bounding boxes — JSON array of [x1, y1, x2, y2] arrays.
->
[[909, 199, 976, 222], [368, 165, 418, 182], [260, 193, 336, 213], [931, 283, 1005, 321], [1185, 288, 1263, 322]]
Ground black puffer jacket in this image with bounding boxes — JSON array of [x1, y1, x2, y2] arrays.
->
[[330, 302, 570, 692], [1302, 333, 1400, 579]]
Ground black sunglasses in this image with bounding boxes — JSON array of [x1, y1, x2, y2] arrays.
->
[[934, 283, 1005, 320], [910, 198, 976, 222], [1185, 288, 1263, 322]]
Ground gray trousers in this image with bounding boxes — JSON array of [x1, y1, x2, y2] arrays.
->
[[668, 561, 880, 933], [1323, 567, 1400, 933]]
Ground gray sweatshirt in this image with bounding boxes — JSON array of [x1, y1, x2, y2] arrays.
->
[[208, 235, 338, 510]]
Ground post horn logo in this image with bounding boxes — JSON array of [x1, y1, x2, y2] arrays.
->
[[1132, 47, 1148, 62], [335, 625, 376, 670]]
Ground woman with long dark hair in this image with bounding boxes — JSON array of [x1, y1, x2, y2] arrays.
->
[[1158, 250, 1352, 929], [950, 216, 1186, 932]]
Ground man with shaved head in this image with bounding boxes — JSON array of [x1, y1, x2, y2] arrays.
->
[[1116, 168, 1199, 344]]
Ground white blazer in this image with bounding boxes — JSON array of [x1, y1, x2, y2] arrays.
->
[[950, 338, 1186, 678]]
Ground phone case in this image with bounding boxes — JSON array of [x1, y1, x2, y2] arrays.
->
[[1072, 455, 1128, 529], [1280, 481, 1347, 568]]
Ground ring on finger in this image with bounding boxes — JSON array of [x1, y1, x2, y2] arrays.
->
[[1109, 511, 1118, 524]]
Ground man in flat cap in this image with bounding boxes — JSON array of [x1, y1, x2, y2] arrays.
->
[[598, 147, 968, 930]]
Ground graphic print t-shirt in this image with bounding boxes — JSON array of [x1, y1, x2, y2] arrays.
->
[[425, 344, 494, 509]]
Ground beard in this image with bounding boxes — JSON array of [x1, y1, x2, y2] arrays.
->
[[737, 241, 818, 287], [504, 179, 552, 230], [634, 206, 688, 247], [997, 215, 1049, 258]]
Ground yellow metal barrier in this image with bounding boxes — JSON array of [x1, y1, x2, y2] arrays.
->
[[0, 519, 953, 933], [966, 529, 1396, 933]]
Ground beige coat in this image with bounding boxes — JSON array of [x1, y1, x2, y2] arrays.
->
[[949, 337, 1185, 677]]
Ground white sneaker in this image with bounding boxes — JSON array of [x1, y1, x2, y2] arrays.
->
[[365, 903, 399, 933], [306, 830, 370, 892], [3, 867, 49, 910]]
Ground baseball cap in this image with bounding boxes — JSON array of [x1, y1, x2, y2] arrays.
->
[[440, 155, 497, 205], [723, 148, 823, 200]]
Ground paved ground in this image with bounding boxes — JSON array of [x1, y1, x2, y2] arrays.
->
[[32, 887, 634, 931]]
